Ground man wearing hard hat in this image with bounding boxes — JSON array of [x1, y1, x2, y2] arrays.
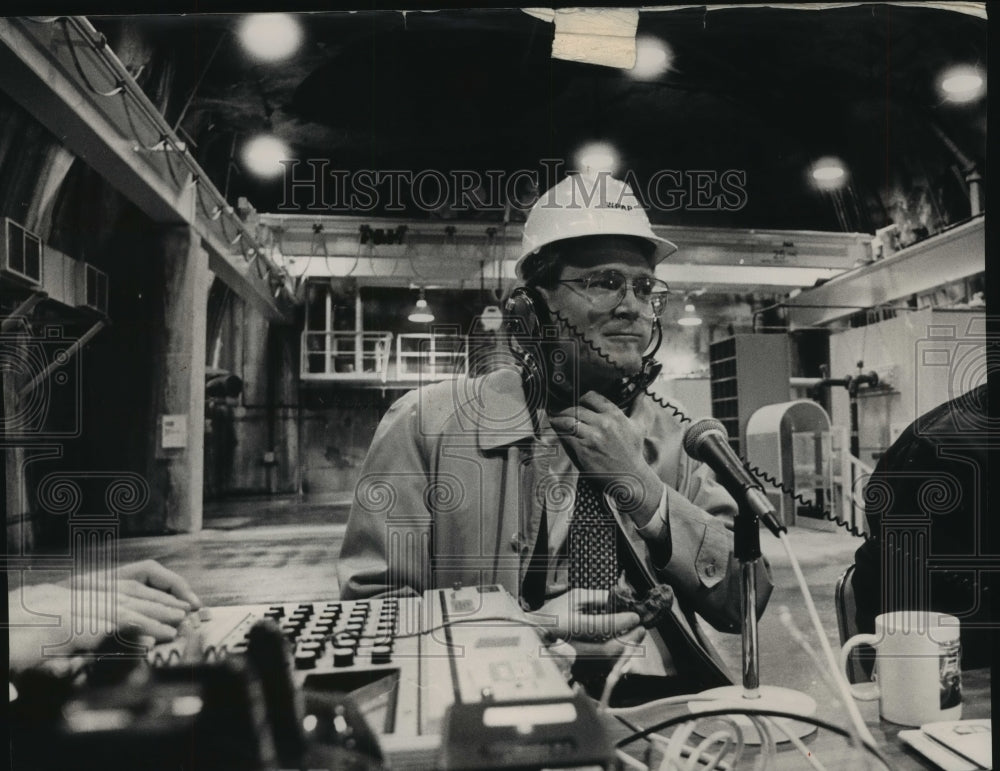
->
[[338, 173, 772, 702]]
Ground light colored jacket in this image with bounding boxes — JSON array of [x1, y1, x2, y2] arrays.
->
[[337, 368, 772, 633]]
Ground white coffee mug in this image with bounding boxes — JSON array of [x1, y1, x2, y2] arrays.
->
[[840, 610, 962, 726]]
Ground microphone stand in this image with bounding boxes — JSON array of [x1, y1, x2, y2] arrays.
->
[[688, 491, 818, 743]]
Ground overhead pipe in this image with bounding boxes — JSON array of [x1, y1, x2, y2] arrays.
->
[[929, 122, 983, 217], [16, 319, 107, 400], [806, 363, 879, 459], [0, 293, 46, 334]]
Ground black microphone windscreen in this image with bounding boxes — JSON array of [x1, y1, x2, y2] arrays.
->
[[682, 418, 730, 460]]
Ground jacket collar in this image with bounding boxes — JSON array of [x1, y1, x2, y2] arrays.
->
[[472, 368, 538, 451]]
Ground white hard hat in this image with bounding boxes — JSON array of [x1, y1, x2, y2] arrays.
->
[[517, 173, 677, 277]]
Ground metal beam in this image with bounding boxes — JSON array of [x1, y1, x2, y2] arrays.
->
[[286, 255, 842, 292], [0, 17, 290, 322], [260, 212, 869, 291], [786, 216, 985, 328]]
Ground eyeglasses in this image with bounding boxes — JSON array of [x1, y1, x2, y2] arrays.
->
[[556, 270, 671, 317]]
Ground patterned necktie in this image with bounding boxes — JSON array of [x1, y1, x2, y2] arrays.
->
[[567, 477, 620, 591]]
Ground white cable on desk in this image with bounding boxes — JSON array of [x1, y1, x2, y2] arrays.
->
[[766, 716, 827, 771], [684, 729, 736, 771], [745, 714, 775, 770], [777, 603, 865, 750], [616, 748, 649, 770], [777, 532, 878, 752]]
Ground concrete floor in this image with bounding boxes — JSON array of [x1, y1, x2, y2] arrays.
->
[[116, 495, 863, 700]]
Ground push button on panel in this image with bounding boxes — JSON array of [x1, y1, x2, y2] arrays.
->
[[333, 648, 355, 667]]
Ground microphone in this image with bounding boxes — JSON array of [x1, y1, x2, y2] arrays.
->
[[682, 418, 786, 538]]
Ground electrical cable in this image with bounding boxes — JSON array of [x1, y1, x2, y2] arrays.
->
[[663, 720, 699, 769], [746, 463, 868, 540], [684, 729, 737, 771], [744, 714, 774, 770], [342, 238, 362, 278], [616, 749, 649, 770], [119, 88, 158, 150], [282, 229, 312, 281], [777, 607, 847, 706], [778, 531, 879, 753], [598, 641, 640, 708], [365, 240, 399, 277], [195, 185, 224, 221], [659, 717, 745, 771], [59, 19, 123, 97], [765, 716, 826, 771], [65, 12, 264, 280], [615, 708, 891, 769], [613, 699, 741, 770], [391, 614, 557, 641], [55, 15, 285, 297], [158, 133, 184, 188], [406, 240, 432, 281]]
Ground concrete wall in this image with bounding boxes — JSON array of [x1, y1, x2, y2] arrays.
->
[[205, 292, 302, 498], [299, 389, 406, 496], [660, 376, 712, 420]]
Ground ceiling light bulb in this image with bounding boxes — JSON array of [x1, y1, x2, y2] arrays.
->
[[242, 134, 290, 178], [809, 157, 848, 191], [575, 142, 619, 174], [678, 303, 702, 326], [939, 65, 985, 103], [812, 166, 844, 181], [239, 14, 303, 62], [629, 36, 673, 80], [408, 292, 434, 323]]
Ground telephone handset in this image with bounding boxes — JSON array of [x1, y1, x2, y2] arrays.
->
[[502, 284, 868, 538], [501, 285, 662, 410]]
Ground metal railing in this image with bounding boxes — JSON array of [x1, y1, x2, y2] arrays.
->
[[395, 333, 468, 380], [300, 331, 470, 382], [833, 426, 874, 536], [301, 331, 393, 381]]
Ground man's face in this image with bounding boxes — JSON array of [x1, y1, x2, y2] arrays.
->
[[536, 236, 658, 395]]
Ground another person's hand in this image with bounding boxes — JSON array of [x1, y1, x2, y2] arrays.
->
[[526, 588, 645, 660], [8, 560, 200, 670], [549, 391, 665, 527], [118, 559, 201, 610]]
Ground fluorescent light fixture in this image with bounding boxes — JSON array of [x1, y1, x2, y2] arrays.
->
[[242, 134, 290, 178], [408, 290, 434, 323], [678, 303, 702, 326], [656, 264, 843, 289], [809, 157, 848, 191], [938, 65, 985, 103], [575, 142, 620, 174], [628, 36, 673, 80], [238, 14, 303, 62]]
